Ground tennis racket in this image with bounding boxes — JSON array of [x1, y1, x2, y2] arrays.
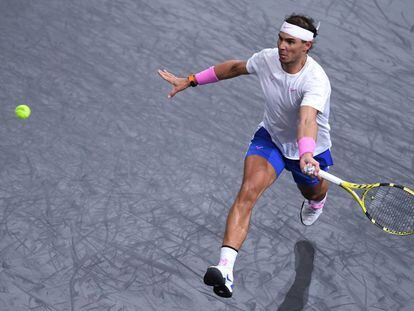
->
[[313, 168, 414, 235]]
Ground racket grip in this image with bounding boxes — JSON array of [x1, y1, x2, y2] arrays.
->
[[318, 170, 344, 185], [304, 164, 315, 175]]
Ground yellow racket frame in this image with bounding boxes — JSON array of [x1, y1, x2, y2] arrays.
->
[[318, 170, 414, 236]]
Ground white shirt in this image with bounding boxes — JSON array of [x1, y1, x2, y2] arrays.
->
[[246, 48, 332, 159]]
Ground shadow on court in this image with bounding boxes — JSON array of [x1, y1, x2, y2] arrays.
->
[[277, 240, 315, 311]]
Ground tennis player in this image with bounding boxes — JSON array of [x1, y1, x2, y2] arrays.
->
[[158, 14, 333, 298]]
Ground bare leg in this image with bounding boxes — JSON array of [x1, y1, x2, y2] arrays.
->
[[222, 155, 277, 250], [297, 178, 329, 201], [205, 155, 277, 298]]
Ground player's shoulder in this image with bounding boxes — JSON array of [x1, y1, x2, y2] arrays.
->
[[306, 55, 330, 82], [263, 48, 279, 57], [247, 48, 278, 74], [253, 47, 278, 59]]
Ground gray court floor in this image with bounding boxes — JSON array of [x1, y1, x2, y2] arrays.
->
[[0, 0, 413, 310]]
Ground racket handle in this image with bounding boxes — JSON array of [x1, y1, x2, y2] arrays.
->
[[318, 170, 344, 186]]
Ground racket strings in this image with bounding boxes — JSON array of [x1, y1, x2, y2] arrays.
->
[[364, 186, 414, 233]]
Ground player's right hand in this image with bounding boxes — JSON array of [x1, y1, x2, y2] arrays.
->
[[158, 69, 190, 98], [300, 153, 320, 178]]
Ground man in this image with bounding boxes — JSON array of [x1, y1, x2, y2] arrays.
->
[[158, 14, 332, 298]]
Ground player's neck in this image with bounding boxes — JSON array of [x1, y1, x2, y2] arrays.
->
[[281, 55, 307, 74]]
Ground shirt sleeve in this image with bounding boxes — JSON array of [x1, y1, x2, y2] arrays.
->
[[301, 72, 331, 113], [246, 50, 266, 74]]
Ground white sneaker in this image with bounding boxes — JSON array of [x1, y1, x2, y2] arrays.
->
[[300, 195, 327, 226], [203, 265, 234, 298]]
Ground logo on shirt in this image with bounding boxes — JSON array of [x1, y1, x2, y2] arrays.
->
[[256, 146, 264, 150], [289, 88, 297, 93]]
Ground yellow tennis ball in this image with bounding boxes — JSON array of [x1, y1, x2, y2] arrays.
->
[[15, 105, 31, 119]]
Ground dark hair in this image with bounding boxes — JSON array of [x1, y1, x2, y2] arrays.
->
[[284, 14, 318, 39]]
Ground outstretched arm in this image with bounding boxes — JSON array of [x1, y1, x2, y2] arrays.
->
[[214, 60, 249, 80], [158, 60, 248, 98]]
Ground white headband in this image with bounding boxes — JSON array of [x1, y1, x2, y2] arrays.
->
[[280, 21, 315, 41]]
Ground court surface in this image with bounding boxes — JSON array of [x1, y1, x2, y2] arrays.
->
[[0, 0, 413, 310]]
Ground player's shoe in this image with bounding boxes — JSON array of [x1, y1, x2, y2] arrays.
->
[[203, 265, 234, 298], [300, 195, 327, 226]]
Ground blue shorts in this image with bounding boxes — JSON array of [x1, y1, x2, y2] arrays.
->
[[245, 127, 334, 185]]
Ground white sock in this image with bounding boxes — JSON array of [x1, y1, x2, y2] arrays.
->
[[309, 192, 328, 209], [217, 246, 238, 270]]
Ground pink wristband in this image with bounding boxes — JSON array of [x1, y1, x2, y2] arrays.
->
[[195, 66, 219, 85], [298, 137, 316, 157]]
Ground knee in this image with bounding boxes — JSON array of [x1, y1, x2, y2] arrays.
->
[[298, 181, 329, 201], [238, 182, 263, 204]]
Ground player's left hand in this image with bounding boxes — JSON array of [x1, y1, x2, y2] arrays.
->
[[300, 153, 320, 178], [158, 69, 190, 98]]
